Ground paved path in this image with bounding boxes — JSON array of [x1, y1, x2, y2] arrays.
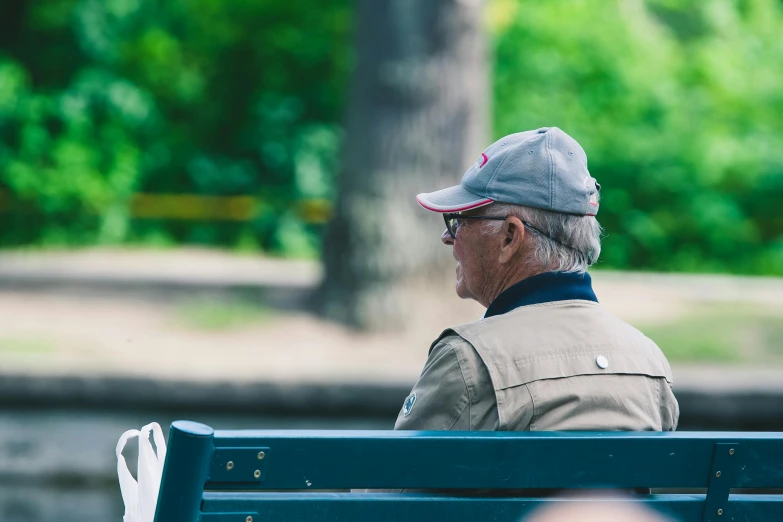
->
[[0, 247, 782, 387]]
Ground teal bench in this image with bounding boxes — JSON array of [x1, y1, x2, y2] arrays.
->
[[153, 421, 783, 522]]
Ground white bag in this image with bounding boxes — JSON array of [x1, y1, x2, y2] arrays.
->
[[116, 422, 168, 522]]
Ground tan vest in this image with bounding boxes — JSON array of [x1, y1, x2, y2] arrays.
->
[[438, 300, 678, 432], [382, 299, 679, 493]]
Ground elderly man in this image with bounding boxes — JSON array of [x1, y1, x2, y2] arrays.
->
[[398, 127, 678, 432]]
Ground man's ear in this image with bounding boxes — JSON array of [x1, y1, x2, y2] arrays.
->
[[498, 216, 525, 264]]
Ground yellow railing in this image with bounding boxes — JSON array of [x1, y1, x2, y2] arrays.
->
[[130, 194, 257, 221], [0, 191, 334, 224]]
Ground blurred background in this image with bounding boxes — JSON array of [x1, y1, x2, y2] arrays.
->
[[1, 0, 782, 520]]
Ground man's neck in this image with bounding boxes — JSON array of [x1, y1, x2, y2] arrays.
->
[[482, 270, 597, 319], [479, 265, 551, 308]]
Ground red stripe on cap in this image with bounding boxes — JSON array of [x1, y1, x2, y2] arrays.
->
[[416, 195, 494, 213]]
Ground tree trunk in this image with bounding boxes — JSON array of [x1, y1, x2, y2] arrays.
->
[[317, 0, 489, 330]]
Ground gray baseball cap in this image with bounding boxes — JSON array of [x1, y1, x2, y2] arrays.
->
[[416, 127, 600, 216]]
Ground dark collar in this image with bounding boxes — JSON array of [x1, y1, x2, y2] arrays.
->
[[483, 271, 598, 319]]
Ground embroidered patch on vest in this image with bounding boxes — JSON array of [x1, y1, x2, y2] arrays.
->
[[402, 393, 417, 417]]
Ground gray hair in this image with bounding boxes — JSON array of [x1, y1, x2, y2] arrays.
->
[[480, 202, 603, 273]]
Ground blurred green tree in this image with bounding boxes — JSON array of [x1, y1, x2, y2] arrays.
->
[[0, 0, 781, 278], [491, 0, 783, 274], [0, 0, 351, 251]]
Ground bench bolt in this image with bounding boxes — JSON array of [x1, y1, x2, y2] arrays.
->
[[226, 461, 234, 470], [258, 451, 265, 460], [246, 517, 253, 522], [729, 449, 734, 455], [717, 509, 723, 516], [715, 471, 721, 478], [254, 469, 261, 479]]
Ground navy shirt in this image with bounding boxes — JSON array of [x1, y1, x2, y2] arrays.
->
[[484, 271, 598, 319]]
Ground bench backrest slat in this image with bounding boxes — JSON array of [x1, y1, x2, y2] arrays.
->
[[153, 422, 783, 522], [207, 430, 783, 490]]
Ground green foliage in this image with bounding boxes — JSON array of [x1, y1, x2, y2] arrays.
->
[[1, 0, 782, 274], [492, 0, 783, 274], [0, 0, 350, 250]]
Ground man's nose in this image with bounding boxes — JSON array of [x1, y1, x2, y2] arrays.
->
[[441, 229, 454, 245]]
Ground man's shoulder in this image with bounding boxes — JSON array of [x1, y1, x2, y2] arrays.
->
[[429, 324, 481, 355], [454, 299, 650, 341], [427, 330, 491, 386], [438, 300, 674, 384], [432, 300, 609, 350]]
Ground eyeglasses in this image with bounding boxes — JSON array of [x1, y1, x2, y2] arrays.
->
[[443, 213, 507, 239], [443, 213, 557, 241], [442, 212, 594, 265]]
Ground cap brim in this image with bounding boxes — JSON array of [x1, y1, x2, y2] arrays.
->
[[416, 185, 493, 213]]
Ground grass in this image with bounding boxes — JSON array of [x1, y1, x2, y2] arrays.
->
[[173, 298, 273, 331], [0, 337, 56, 355], [639, 303, 783, 364]]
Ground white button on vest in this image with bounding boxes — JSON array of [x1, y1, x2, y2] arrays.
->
[[596, 355, 609, 369]]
